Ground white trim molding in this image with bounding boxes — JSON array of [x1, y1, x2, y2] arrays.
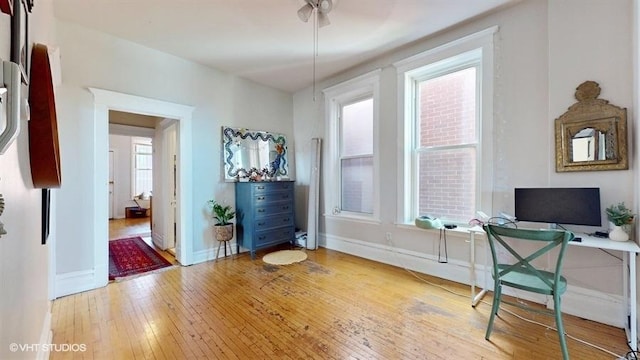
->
[[322, 69, 382, 222], [192, 241, 239, 264], [394, 26, 498, 225], [89, 88, 195, 292]]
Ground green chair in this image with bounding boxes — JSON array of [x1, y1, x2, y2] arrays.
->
[[483, 224, 574, 360]]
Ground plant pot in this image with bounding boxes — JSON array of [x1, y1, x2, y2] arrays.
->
[[214, 224, 234, 242], [609, 225, 629, 242]]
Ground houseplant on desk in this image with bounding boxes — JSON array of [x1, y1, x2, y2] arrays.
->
[[208, 200, 236, 241], [606, 202, 634, 242]]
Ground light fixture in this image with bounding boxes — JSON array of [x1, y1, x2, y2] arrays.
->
[[298, 0, 332, 27], [297, 3, 313, 22], [297, 0, 334, 100]]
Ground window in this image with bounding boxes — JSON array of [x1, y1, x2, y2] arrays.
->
[[323, 70, 380, 220], [395, 27, 496, 224], [341, 98, 374, 213], [415, 61, 479, 221], [133, 139, 152, 196]]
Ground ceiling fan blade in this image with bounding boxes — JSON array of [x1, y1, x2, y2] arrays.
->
[[318, 0, 333, 14], [318, 12, 330, 27], [297, 3, 314, 22]]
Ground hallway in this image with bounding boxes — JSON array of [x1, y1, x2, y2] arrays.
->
[[109, 217, 176, 265]]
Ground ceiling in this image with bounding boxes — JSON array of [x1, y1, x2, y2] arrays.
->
[[52, 0, 518, 93]]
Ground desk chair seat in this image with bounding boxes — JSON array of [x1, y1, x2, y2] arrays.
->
[[483, 225, 574, 360], [497, 265, 567, 295]]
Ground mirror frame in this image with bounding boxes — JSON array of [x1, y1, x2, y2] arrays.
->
[[555, 81, 628, 172], [222, 126, 289, 181]]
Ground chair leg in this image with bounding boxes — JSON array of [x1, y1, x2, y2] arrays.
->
[[486, 282, 502, 340], [554, 293, 569, 360]]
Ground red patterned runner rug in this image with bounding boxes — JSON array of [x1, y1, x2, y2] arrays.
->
[[109, 236, 173, 280]]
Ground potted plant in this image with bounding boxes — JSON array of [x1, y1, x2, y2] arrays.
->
[[606, 202, 635, 242], [208, 200, 236, 241]]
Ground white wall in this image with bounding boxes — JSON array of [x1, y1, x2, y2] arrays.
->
[[54, 20, 293, 277], [547, 0, 634, 297], [0, 0, 57, 358], [109, 133, 145, 219], [293, 0, 635, 327]]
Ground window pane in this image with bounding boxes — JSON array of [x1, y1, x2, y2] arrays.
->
[[417, 148, 475, 221], [135, 143, 152, 154], [418, 67, 476, 147], [341, 156, 373, 214], [342, 98, 373, 156], [135, 169, 153, 195], [136, 154, 152, 169]]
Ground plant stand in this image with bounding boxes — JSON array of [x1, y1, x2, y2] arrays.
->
[[214, 224, 234, 260], [216, 239, 233, 260]]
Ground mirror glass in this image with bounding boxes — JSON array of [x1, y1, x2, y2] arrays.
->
[[555, 81, 628, 172], [222, 127, 289, 181], [570, 126, 615, 162]]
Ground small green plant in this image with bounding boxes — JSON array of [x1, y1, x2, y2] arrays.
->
[[606, 202, 635, 226], [208, 200, 235, 226]]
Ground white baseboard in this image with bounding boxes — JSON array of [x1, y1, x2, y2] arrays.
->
[[55, 269, 98, 298], [192, 241, 237, 264], [561, 284, 624, 327], [322, 232, 475, 285], [320, 232, 628, 328], [37, 302, 52, 360]]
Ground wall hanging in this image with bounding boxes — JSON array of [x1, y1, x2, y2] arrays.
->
[[555, 81, 628, 172]]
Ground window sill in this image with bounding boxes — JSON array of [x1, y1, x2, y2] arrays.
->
[[323, 213, 382, 225], [395, 222, 484, 238]]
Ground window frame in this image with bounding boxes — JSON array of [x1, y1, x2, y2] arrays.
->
[[131, 138, 153, 198], [394, 27, 497, 225], [323, 69, 381, 222]]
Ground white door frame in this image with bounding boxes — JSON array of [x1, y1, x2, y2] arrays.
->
[[89, 88, 194, 286], [163, 122, 178, 250]]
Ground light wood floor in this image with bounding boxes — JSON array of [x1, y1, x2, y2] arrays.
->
[[109, 217, 152, 240], [109, 217, 176, 265], [50, 247, 630, 359]]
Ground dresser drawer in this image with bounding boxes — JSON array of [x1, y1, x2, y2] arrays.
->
[[254, 214, 294, 231], [254, 202, 294, 218], [252, 181, 294, 194], [254, 227, 295, 247], [254, 191, 293, 205]]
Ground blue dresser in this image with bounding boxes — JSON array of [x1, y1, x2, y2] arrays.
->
[[235, 181, 295, 259]]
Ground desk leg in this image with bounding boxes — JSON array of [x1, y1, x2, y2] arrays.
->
[[470, 231, 488, 307], [630, 252, 637, 351]]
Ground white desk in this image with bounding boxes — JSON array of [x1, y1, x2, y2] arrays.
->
[[465, 228, 640, 351]]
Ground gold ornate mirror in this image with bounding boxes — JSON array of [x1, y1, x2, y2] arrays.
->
[[555, 81, 628, 172]]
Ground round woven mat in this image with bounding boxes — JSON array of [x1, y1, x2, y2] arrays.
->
[[262, 250, 308, 265]]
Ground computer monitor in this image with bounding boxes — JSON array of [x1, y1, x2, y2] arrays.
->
[[514, 187, 602, 227]]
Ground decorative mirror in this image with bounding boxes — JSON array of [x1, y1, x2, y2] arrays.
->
[[555, 81, 628, 172], [222, 126, 289, 181]]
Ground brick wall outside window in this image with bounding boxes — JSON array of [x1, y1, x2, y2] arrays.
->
[[417, 67, 476, 221]]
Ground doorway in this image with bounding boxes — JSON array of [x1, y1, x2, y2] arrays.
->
[[89, 88, 195, 288]]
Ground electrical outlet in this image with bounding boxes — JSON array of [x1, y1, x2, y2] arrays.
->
[[385, 232, 392, 241]]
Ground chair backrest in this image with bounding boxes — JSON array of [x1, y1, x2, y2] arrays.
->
[[483, 225, 575, 291]]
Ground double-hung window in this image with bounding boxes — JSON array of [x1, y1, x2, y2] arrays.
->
[[323, 70, 380, 221], [132, 139, 153, 197], [395, 27, 497, 225]]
